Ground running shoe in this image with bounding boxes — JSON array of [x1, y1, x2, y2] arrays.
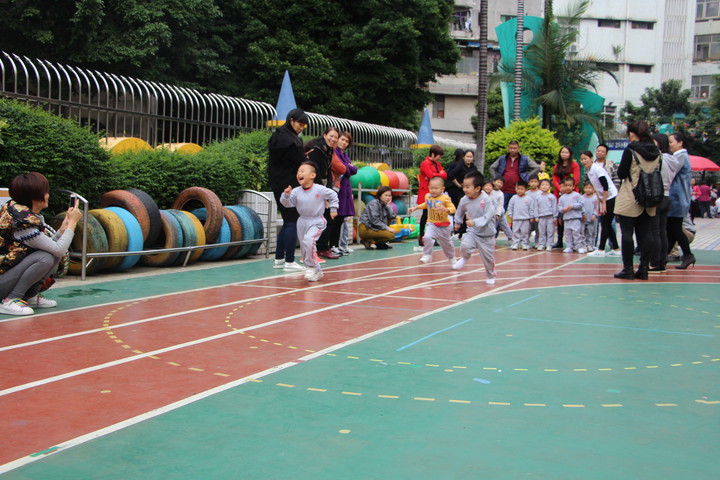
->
[[0, 298, 34, 316], [419, 255, 432, 264], [452, 258, 466, 270], [587, 250, 605, 257], [26, 294, 57, 308], [283, 262, 305, 272]]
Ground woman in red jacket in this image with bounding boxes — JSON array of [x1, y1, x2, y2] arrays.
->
[[415, 144, 447, 248], [552, 146, 580, 197]]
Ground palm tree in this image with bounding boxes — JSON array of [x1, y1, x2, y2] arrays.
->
[[475, 0, 489, 171]]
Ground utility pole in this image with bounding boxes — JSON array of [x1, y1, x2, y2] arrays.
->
[[514, 0, 525, 120], [475, 0, 489, 171]]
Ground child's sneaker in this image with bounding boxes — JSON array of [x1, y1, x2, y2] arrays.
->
[[304, 267, 315, 279], [331, 247, 344, 256], [26, 294, 57, 309], [607, 249, 621, 257], [307, 269, 324, 282], [522, 245, 530, 250], [419, 255, 432, 264], [546, 245, 553, 251], [485, 277, 496, 285], [339, 247, 353, 254], [448, 257, 457, 267], [587, 249, 605, 257], [283, 262, 305, 272], [273, 259, 285, 269], [0, 298, 34, 316], [563, 247, 573, 253], [452, 258, 466, 270], [510, 244, 518, 250], [577, 248, 587, 254], [412, 246, 425, 252]]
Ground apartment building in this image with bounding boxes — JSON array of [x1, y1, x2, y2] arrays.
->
[[692, 0, 720, 100]]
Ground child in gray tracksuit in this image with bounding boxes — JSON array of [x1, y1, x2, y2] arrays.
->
[[557, 178, 585, 253], [452, 173, 497, 285], [506, 179, 536, 250], [535, 178, 557, 251], [280, 162, 339, 282], [581, 182, 599, 252], [491, 177, 513, 240]]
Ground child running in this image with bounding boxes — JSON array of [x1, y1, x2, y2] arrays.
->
[[535, 178, 557, 251], [506, 179, 536, 250], [491, 177, 513, 240], [452, 172, 497, 284], [526, 174, 541, 247], [280, 162, 339, 282], [557, 177, 585, 253], [409, 176, 457, 265], [581, 182, 599, 252]]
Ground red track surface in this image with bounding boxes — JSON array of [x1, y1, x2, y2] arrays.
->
[[1, 250, 716, 466]]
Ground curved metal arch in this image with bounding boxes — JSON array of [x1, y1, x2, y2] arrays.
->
[[129, 76, 154, 142], [19, 55, 40, 104], [118, 75, 141, 137], [201, 91, 220, 142], [222, 95, 245, 135], [208, 92, 231, 140], [242, 97, 264, 131], [2, 52, 19, 96], [147, 80, 173, 143], [136, 78, 161, 145], [39, 59, 65, 115], [34, 58, 54, 109], [108, 73, 130, 134], [54, 63, 75, 115], [81, 68, 103, 134], [165, 83, 188, 142], [10, 53, 30, 97], [178, 86, 202, 144]]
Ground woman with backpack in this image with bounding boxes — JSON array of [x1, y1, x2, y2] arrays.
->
[[613, 121, 661, 280]]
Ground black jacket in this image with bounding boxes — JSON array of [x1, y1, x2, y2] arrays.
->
[[618, 141, 660, 180], [305, 136, 333, 187], [268, 119, 305, 193]]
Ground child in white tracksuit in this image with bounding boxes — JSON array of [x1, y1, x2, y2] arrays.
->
[[557, 178, 585, 253], [452, 173, 497, 284], [506, 179, 536, 250], [280, 163, 339, 281], [581, 182, 599, 251], [491, 177, 513, 239], [535, 179, 558, 251]]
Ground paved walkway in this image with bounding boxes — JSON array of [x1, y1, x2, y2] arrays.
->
[[693, 218, 720, 251]]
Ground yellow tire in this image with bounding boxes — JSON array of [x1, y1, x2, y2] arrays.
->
[[89, 209, 128, 271]]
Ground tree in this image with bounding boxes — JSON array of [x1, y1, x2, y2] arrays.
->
[[0, 0, 460, 130], [484, 117, 561, 178], [620, 80, 693, 125], [471, 86, 505, 137]]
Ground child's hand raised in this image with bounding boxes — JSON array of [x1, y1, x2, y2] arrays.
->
[[408, 206, 417, 213], [283, 185, 293, 195]]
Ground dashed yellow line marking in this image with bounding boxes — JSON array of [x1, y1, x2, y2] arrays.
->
[[378, 395, 399, 399], [342, 391, 362, 396], [602, 404, 623, 408], [563, 404, 585, 408], [307, 388, 327, 392], [488, 402, 510, 406], [449, 399, 471, 404], [276, 383, 295, 388], [524, 403, 546, 407], [414, 397, 435, 402]]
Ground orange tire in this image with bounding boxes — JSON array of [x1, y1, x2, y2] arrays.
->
[[171, 187, 223, 243], [99, 190, 151, 243]]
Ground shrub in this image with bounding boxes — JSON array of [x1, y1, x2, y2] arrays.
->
[[484, 118, 562, 178], [0, 99, 114, 212]]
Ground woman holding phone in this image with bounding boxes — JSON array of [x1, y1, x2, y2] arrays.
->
[[0, 172, 82, 315]]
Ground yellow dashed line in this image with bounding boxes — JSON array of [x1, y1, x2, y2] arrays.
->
[[307, 388, 327, 392], [276, 383, 295, 388], [342, 391, 362, 396], [213, 373, 230, 377], [449, 399, 471, 404], [524, 403, 546, 407], [563, 404, 585, 408], [656, 403, 678, 407], [488, 402, 510, 406], [167, 362, 181, 366], [378, 395, 399, 399], [602, 404, 623, 408], [573, 369, 588, 372], [414, 397, 435, 402], [188, 368, 204, 372]]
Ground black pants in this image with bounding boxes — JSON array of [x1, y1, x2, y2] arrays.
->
[[618, 213, 653, 270], [598, 197, 619, 250], [418, 209, 428, 245], [666, 216, 692, 257], [651, 197, 669, 267], [325, 214, 347, 249], [316, 209, 333, 251]]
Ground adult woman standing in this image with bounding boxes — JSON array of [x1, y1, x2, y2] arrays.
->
[[268, 108, 309, 272], [329, 131, 358, 256], [579, 151, 619, 257], [0, 172, 82, 315], [415, 144, 447, 249], [306, 127, 340, 259], [551, 146, 580, 248], [667, 132, 696, 269], [648, 134, 679, 272], [613, 121, 661, 280], [448, 150, 478, 237], [358, 186, 396, 250], [445, 149, 466, 206]]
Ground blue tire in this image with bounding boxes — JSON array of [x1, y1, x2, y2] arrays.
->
[[104, 206, 143, 272], [193, 208, 231, 261]]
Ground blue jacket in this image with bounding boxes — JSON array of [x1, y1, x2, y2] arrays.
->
[[668, 150, 692, 218], [491, 154, 532, 182]]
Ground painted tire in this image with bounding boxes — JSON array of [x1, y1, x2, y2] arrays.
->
[[89, 209, 128, 271], [99, 190, 151, 243], [165, 209, 205, 265], [224, 205, 261, 259], [220, 207, 244, 260], [192, 208, 230, 261], [171, 187, 223, 243], [180, 211, 206, 263], [141, 210, 183, 267], [126, 188, 162, 248], [104, 207, 143, 272], [247, 208, 264, 256], [48, 213, 108, 275]]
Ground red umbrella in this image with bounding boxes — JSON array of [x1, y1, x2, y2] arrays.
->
[[688, 155, 720, 171]]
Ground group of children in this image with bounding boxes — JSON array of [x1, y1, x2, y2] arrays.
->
[[505, 175, 600, 254], [279, 160, 604, 284]]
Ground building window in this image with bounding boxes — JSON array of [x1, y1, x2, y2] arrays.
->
[[697, 0, 720, 19], [628, 64, 652, 73], [695, 34, 720, 60], [452, 9, 472, 32], [598, 19, 621, 28], [597, 62, 620, 72], [692, 75, 717, 99], [500, 15, 517, 23], [602, 105, 617, 129], [631, 21, 654, 30], [433, 95, 445, 119]]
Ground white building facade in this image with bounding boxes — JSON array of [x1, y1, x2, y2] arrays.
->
[[692, 0, 720, 100]]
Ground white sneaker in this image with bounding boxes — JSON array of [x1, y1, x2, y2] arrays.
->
[[331, 247, 344, 256], [563, 248, 573, 253], [283, 262, 305, 272], [273, 259, 285, 269], [304, 267, 315, 279], [307, 269, 324, 282], [522, 245, 530, 251], [419, 255, 432, 264], [452, 258, 466, 270], [486, 278, 496, 285], [510, 244, 518, 250], [0, 298, 34, 316], [578, 248, 587, 254], [412, 246, 425, 252], [546, 245, 553, 251], [339, 247, 353, 254], [26, 294, 57, 309], [448, 257, 457, 267], [607, 249, 622, 257], [587, 249, 605, 257]]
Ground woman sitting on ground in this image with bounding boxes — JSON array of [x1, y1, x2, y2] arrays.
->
[[0, 172, 82, 316], [358, 186, 396, 250]]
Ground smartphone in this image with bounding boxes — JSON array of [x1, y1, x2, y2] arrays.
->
[[68, 195, 78, 209]]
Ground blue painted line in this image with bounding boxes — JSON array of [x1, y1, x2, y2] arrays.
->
[[292, 301, 429, 313], [396, 318, 474, 352], [513, 316, 713, 337], [493, 294, 541, 313]]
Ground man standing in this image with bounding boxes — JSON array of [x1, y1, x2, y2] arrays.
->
[[489, 141, 540, 210]]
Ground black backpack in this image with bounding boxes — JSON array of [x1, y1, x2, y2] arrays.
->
[[630, 150, 663, 207]]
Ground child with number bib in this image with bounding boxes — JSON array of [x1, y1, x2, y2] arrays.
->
[[409, 176, 457, 266]]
